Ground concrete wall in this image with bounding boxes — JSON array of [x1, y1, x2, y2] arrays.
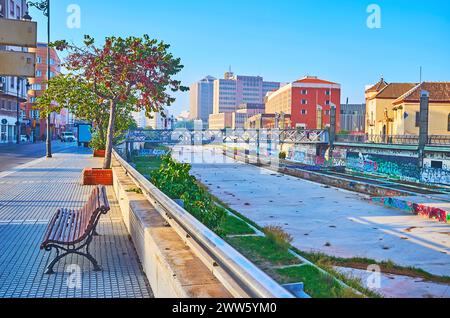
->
[[112, 160, 232, 298], [333, 144, 450, 185]]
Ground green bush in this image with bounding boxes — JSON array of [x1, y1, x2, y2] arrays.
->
[[151, 155, 226, 233], [90, 131, 106, 151], [279, 151, 287, 160]]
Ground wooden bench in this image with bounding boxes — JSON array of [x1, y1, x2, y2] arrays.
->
[[40, 186, 111, 274]]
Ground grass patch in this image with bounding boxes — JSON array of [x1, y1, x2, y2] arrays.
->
[[263, 226, 293, 251], [221, 215, 255, 236], [133, 156, 163, 176], [227, 236, 301, 268], [126, 187, 143, 194], [276, 265, 362, 298]]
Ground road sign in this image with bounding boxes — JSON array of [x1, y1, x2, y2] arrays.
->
[[0, 18, 37, 48], [0, 51, 36, 77]]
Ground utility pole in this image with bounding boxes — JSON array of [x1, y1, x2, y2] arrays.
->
[[418, 90, 429, 169]]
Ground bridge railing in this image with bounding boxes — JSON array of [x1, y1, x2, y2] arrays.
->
[[335, 134, 450, 146], [125, 128, 330, 145]]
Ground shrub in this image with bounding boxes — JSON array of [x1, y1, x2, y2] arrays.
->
[[151, 155, 226, 233], [90, 131, 106, 151], [263, 225, 293, 251], [279, 151, 287, 160]]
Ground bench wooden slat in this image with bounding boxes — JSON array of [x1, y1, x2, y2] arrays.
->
[[40, 186, 111, 249]]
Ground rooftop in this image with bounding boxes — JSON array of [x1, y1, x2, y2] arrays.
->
[[393, 82, 450, 105]]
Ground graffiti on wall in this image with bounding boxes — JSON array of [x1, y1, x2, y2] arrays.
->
[[287, 145, 326, 167], [421, 168, 450, 186], [346, 152, 420, 181], [413, 203, 449, 223], [372, 197, 450, 223]]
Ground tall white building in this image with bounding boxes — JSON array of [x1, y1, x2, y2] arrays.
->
[[189, 76, 215, 124], [132, 108, 173, 130], [213, 72, 280, 114], [0, 0, 29, 143]]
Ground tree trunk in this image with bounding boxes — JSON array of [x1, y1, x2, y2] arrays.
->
[[103, 100, 117, 169]]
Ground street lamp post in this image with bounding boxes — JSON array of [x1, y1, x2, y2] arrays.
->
[[24, 0, 52, 157], [16, 77, 21, 144]]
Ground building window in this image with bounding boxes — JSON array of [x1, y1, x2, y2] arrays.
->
[[36, 56, 42, 64], [325, 90, 331, 96], [301, 89, 308, 95], [36, 70, 42, 77], [415, 112, 420, 127], [10, 1, 14, 15], [448, 113, 450, 132], [325, 100, 330, 105], [431, 161, 443, 169], [301, 109, 307, 115], [301, 99, 308, 105], [325, 110, 331, 115]]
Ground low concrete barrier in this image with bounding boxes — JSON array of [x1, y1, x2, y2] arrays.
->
[[112, 158, 233, 298]]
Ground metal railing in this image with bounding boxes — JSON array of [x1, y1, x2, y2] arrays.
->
[[125, 128, 329, 145], [336, 134, 420, 145], [112, 148, 294, 298], [429, 135, 450, 145]]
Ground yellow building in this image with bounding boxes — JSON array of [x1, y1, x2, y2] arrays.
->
[[365, 78, 416, 136], [392, 82, 450, 135], [208, 112, 233, 130]]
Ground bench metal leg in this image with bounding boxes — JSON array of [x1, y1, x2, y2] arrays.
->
[[43, 235, 102, 274]]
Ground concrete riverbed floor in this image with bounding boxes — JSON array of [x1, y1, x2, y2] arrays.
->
[[172, 145, 450, 298]]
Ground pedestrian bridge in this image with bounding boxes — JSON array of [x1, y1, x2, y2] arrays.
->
[[125, 129, 330, 145]]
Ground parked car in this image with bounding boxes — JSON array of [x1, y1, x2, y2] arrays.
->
[[60, 132, 77, 142]]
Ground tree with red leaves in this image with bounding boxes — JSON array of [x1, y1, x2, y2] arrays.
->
[[53, 35, 188, 168]]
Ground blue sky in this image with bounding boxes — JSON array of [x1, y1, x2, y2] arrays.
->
[[29, 0, 450, 117]]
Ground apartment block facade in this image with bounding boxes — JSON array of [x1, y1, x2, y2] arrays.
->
[[0, 0, 29, 143], [265, 76, 341, 130], [22, 43, 64, 141]]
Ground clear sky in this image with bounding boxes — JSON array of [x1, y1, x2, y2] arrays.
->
[[29, 0, 450, 117]]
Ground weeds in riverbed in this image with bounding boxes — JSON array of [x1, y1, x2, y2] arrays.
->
[[263, 226, 293, 251]]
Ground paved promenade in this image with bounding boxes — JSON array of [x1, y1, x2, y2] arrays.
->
[[0, 146, 152, 298]]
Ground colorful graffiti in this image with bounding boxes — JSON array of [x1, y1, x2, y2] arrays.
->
[[413, 204, 450, 223], [372, 197, 450, 223], [421, 168, 450, 186], [346, 152, 420, 181]]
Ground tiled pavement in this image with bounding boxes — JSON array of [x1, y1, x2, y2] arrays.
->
[[0, 147, 153, 298]]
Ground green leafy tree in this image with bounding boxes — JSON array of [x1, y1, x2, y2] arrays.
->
[[52, 35, 188, 168], [36, 74, 136, 149]]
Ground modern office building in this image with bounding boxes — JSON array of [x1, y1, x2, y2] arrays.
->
[[212, 71, 281, 114], [265, 76, 341, 130], [189, 76, 215, 125], [340, 102, 366, 133], [0, 0, 29, 143], [232, 103, 265, 129], [22, 43, 63, 141]]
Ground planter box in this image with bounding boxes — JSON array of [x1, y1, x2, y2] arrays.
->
[[82, 168, 113, 185], [93, 149, 106, 158]]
